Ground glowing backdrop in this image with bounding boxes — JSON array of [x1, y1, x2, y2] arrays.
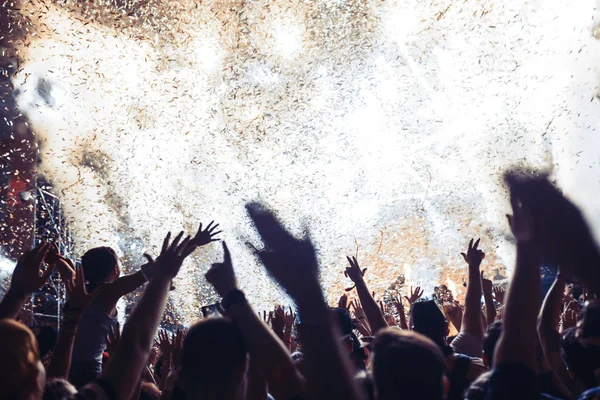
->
[[5, 0, 600, 322]]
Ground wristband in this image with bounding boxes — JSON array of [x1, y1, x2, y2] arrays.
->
[[221, 289, 247, 312]]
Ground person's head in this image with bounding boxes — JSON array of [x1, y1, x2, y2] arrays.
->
[[482, 321, 502, 367], [81, 247, 120, 289], [371, 328, 447, 400], [178, 318, 248, 398], [464, 371, 492, 400], [0, 319, 46, 400], [561, 327, 600, 390], [43, 378, 76, 400], [412, 300, 452, 356]]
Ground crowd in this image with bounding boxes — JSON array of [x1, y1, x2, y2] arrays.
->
[[0, 171, 600, 400]]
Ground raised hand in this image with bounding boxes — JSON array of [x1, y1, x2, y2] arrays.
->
[[284, 307, 296, 334], [145, 231, 194, 282], [65, 267, 92, 310], [45, 243, 76, 286], [155, 329, 172, 359], [345, 256, 367, 284], [246, 202, 321, 302], [404, 286, 424, 305], [185, 221, 222, 256], [493, 286, 506, 304], [171, 328, 186, 368], [461, 238, 485, 268], [9, 242, 54, 296], [271, 306, 286, 338], [205, 241, 237, 298]]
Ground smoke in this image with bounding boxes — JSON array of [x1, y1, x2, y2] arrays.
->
[[6, 0, 600, 321]]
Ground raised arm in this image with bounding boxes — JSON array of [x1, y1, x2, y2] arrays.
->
[[100, 231, 194, 400], [538, 273, 579, 397], [96, 222, 221, 309], [345, 256, 388, 334], [47, 266, 92, 378], [206, 242, 304, 400], [482, 273, 497, 325], [460, 239, 485, 341], [493, 196, 540, 370], [247, 203, 365, 400], [0, 243, 52, 320]]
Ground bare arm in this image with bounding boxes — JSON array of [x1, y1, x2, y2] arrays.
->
[[206, 242, 304, 400], [538, 273, 579, 398], [94, 270, 147, 312], [346, 257, 388, 334], [461, 239, 485, 341], [247, 203, 365, 400], [482, 274, 496, 326], [493, 201, 540, 370], [47, 267, 92, 379], [100, 232, 193, 400]]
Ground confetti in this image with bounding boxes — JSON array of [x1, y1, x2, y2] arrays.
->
[[2, 0, 600, 324]]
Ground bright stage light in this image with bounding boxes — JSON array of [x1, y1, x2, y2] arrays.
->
[[5, 0, 600, 322]]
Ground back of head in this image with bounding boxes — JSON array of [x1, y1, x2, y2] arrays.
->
[[180, 318, 248, 390], [0, 319, 44, 399], [81, 247, 119, 288], [43, 378, 77, 400], [561, 327, 600, 389], [372, 328, 446, 400], [483, 321, 502, 367], [465, 371, 492, 400], [412, 300, 450, 354]]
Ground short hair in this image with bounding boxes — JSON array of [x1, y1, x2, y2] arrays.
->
[[412, 300, 451, 355], [483, 321, 503, 366], [465, 371, 492, 400], [372, 329, 446, 400], [81, 247, 119, 285], [561, 327, 600, 389], [181, 318, 248, 387]]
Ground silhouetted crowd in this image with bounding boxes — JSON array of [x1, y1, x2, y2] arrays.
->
[[1, 171, 600, 400]]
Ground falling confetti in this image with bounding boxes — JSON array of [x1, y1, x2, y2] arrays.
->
[[1, 0, 600, 324]]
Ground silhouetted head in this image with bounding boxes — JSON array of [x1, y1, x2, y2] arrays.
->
[[178, 318, 248, 397], [81, 247, 120, 290], [412, 300, 452, 356], [372, 329, 447, 400], [482, 321, 503, 367]]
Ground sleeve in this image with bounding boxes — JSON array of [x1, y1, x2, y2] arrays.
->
[[450, 331, 483, 358], [485, 361, 539, 400]]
